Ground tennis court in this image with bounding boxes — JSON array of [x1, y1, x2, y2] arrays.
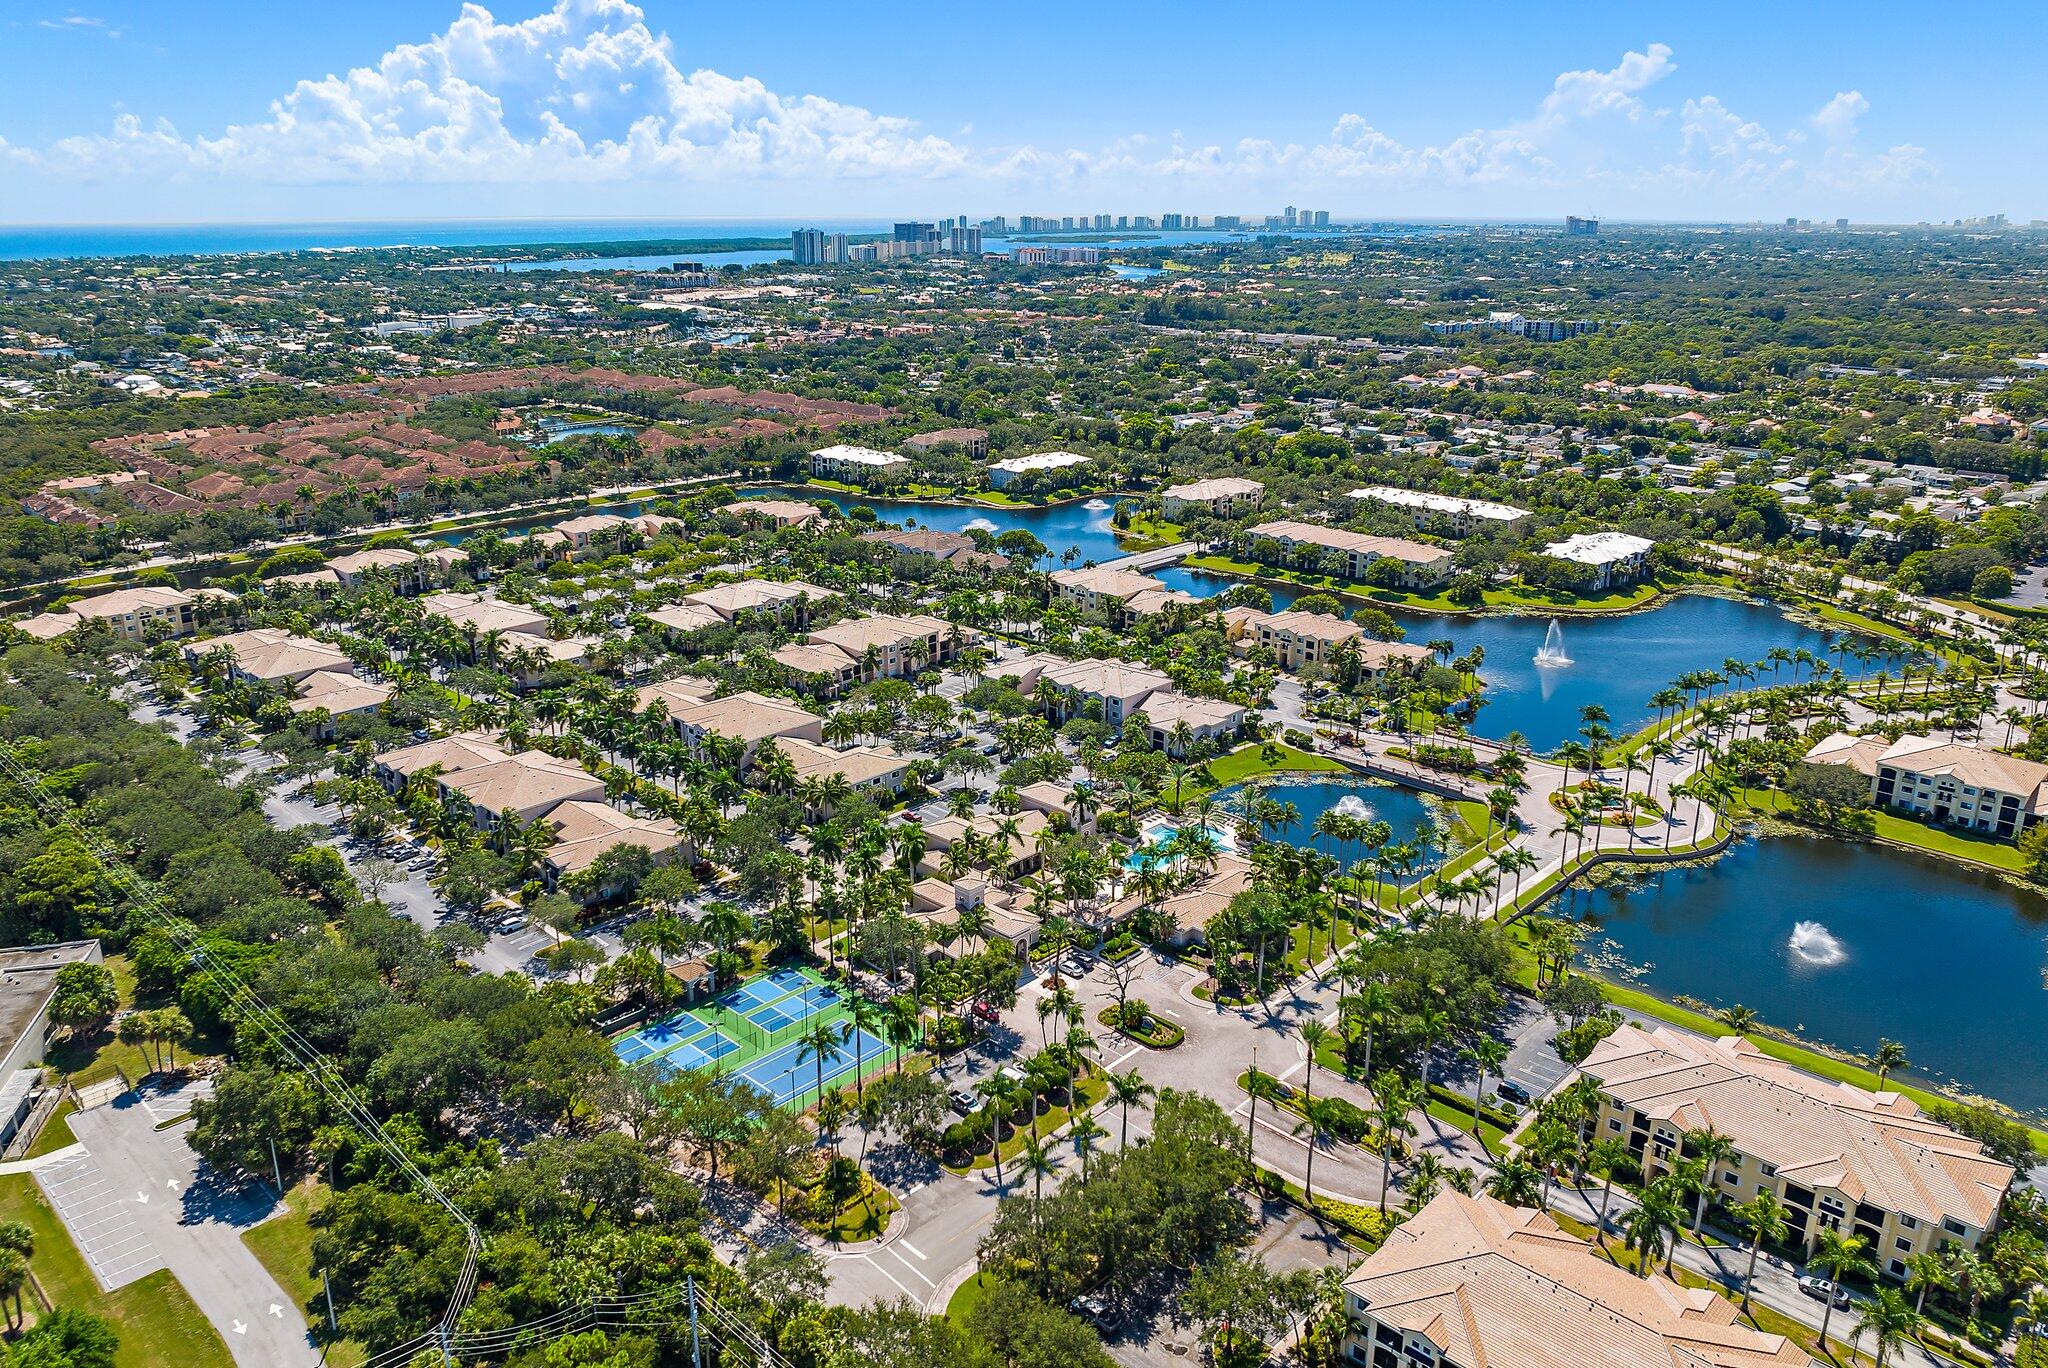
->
[[735, 1027, 891, 1107], [611, 964, 873, 1107], [648, 1030, 740, 1078], [743, 980, 842, 1036], [723, 966, 813, 1014], [614, 1016, 707, 1065]]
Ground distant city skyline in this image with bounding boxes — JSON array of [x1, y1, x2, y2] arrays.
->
[[1, 0, 2040, 225]]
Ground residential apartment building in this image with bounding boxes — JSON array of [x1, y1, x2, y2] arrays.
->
[[652, 690, 823, 765], [720, 498, 823, 529], [1348, 485, 1531, 536], [1243, 520, 1455, 587], [541, 800, 687, 898], [903, 427, 989, 459], [1222, 607, 1432, 678], [1161, 477, 1264, 519], [1048, 566, 1201, 624], [1560, 1025, 2013, 1277], [784, 613, 971, 691], [326, 546, 465, 593], [19, 585, 226, 642], [551, 513, 633, 559], [1541, 531, 1656, 589], [1810, 730, 2048, 840], [782, 736, 911, 804], [986, 451, 1092, 489], [184, 626, 353, 687], [680, 578, 837, 626], [1341, 1190, 1814, 1368], [419, 590, 550, 639], [810, 443, 910, 484]]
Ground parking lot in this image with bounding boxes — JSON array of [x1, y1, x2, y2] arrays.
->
[[36, 1149, 165, 1289]]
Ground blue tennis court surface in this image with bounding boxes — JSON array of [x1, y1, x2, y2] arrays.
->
[[723, 967, 812, 1013], [648, 1030, 739, 1077], [613, 1015, 707, 1065], [736, 1027, 891, 1106]]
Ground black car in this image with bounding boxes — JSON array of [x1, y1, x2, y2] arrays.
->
[[1493, 1080, 1533, 1106]]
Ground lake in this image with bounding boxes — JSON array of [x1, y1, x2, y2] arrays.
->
[[1564, 833, 2048, 1115], [1216, 777, 1451, 874]]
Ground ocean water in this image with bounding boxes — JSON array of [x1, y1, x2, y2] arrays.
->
[[0, 219, 894, 262]]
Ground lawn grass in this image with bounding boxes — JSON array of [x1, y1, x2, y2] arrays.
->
[[1191, 742, 1346, 796], [945, 1270, 994, 1325], [23, 1099, 77, 1159], [1421, 1094, 1510, 1152], [1174, 555, 1672, 616], [241, 1181, 365, 1368], [814, 1178, 899, 1242], [0, 1174, 235, 1368]]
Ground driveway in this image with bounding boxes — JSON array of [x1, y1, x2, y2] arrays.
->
[[63, 1093, 318, 1367]]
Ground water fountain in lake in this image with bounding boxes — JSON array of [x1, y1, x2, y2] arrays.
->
[[964, 516, 1000, 533], [1533, 617, 1573, 668], [1788, 920, 1847, 968], [1331, 794, 1376, 822], [1083, 499, 1112, 511]]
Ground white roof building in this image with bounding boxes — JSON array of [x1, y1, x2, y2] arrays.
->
[[1348, 485, 1531, 525]]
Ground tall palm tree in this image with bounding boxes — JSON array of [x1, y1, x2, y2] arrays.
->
[[1873, 1038, 1910, 1086], [1681, 1126, 1739, 1233], [1811, 1229, 1874, 1352], [1586, 1137, 1634, 1245], [1107, 1067, 1155, 1149], [1733, 1192, 1788, 1309], [1369, 1071, 1419, 1215], [796, 1021, 845, 1111], [1461, 1037, 1509, 1150], [1853, 1287, 1921, 1368], [1293, 1097, 1345, 1211]]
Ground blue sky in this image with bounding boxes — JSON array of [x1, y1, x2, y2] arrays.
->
[[0, 0, 2036, 224]]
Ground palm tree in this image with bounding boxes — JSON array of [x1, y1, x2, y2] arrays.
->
[[1369, 1071, 1419, 1215], [1811, 1229, 1874, 1352], [1293, 1097, 1345, 1210], [1622, 1185, 1683, 1277], [975, 1074, 1020, 1188], [1901, 1250, 1950, 1317], [1681, 1126, 1738, 1233], [1732, 1192, 1787, 1309], [1298, 1019, 1330, 1102], [842, 996, 886, 1103], [796, 1021, 845, 1111], [1586, 1137, 1634, 1244], [1107, 1067, 1155, 1149], [1461, 1037, 1509, 1151], [1484, 1156, 1542, 1208], [1872, 1038, 1910, 1086], [1853, 1287, 1921, 1368]]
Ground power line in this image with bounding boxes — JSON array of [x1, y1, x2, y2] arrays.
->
[[0, 745, 789, 1368]]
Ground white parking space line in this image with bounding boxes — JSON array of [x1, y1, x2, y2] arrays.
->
[[36, 1152, 164, 1290]]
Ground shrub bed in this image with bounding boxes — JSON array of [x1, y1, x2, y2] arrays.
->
[[1097, 1003, 1184, 1049]]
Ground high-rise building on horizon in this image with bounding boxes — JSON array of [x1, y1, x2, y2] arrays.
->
[[1565, 216, 1599, 236]]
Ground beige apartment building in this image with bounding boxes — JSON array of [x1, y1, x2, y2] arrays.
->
[[1161, 476, 1264, 519], [1243, 519, 1455, 587], [1809, 730, 2048, 841], [1341, 1190, 1814, 1368], [1559, 1025, 2013, 1278], [1222, 606, 1433, 678]]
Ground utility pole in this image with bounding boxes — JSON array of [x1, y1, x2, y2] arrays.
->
[[268, 1136, 284, 1195], [322, 1269, 336, 1335], [687, 1273, 702, 1368]]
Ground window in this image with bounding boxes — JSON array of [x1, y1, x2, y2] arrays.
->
[[1759, 1163, 1777, 1178], [1607, 1118, 1622, 1132], [1896, 1237, 1913, 1252], [1898, 1215, 1917, 1230], [1944, 1219, 1968, 1237]]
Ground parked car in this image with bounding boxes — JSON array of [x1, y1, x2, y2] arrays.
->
[[1068, 1295, 1122, 1334], [1797, 1276, 1851, 1309], [1493, 1080, 1532, 1106], [494, 913, 527, 935], [949, 1088, 979, 1116], [972, 1000, 1000, 1023]]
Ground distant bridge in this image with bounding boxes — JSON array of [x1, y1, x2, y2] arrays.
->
[[1094, 541, 1198, 573]]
